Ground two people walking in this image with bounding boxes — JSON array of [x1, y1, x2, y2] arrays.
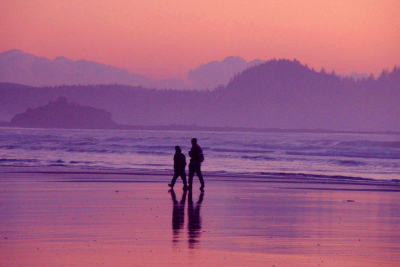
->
[[168, 138, 204, 191]]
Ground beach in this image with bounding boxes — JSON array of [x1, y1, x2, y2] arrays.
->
[[1, 167, 399, 266]]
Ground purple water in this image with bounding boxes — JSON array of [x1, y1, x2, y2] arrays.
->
[[0, 127, 399, 181]]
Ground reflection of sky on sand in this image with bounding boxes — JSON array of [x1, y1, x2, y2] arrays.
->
[[0, 171, 399, 266], [207, 186, 400, 266]]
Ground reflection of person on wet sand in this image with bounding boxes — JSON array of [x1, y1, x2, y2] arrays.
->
[[188, 190, 204, 249], [169, 189, 187, 244]]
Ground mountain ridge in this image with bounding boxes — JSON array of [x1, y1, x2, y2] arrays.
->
[[1, 58, 398, 131], [0, 49, 269, 90], [0, 49, 191, 89]]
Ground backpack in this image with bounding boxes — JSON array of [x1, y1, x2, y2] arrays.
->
[[199, 151, 204, 163]]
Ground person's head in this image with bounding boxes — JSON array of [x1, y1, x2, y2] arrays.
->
[[191, 138, 197, 145], [175, 146, 181, 153]]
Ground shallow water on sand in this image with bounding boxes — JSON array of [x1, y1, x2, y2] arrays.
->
[[1, 171, 399, 266]]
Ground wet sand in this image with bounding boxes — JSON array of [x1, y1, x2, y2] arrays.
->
[[1, 167, 399, 266]]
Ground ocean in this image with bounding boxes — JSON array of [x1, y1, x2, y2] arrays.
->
[[0, 127, 399, 181]]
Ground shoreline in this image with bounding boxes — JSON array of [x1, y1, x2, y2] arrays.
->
[[1, 166, 399, 191]]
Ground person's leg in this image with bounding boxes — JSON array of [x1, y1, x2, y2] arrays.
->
[[188, 165, 194, 190], [169, 172, 179, 188], [196, 165, 205, 190], [180, 171, 188, 189]]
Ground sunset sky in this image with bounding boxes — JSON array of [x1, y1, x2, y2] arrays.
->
[[1, 0, 399, 79]]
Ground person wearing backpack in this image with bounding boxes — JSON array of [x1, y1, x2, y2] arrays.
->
[[188, 138, 205, 191]]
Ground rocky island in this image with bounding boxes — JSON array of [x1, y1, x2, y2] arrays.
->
[[11, 97, 117, 129]]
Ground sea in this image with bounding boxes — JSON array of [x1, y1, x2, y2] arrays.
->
[[0, 127, 399, 182]]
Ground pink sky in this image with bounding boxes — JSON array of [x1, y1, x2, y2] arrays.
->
[[0, 0, 399, 79]]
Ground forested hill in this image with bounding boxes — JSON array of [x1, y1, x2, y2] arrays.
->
[[216, 59, 399, 130], [1, 59, 399, 131]]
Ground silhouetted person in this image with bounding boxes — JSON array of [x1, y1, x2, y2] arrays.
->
[[170, 189, 187, 245], [168, 146, 188, 190], [188, 190, 204, 249], [188, 138, 205, 191]]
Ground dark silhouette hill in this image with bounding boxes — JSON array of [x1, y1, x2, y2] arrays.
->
[[10, 97, 117, 129], [1, 59, 399, 131], [216, 59, 399, 130]]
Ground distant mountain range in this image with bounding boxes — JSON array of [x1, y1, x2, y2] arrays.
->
[[188, 56, 265, 89], [0, 49, 267, 90], [1, 59, 398, 131], [0, 49, 188, 89]]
